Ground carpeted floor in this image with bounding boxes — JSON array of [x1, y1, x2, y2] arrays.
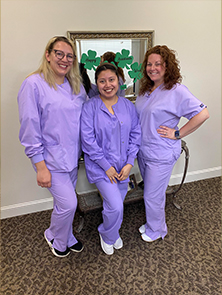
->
[[0, 177, 221, 295]]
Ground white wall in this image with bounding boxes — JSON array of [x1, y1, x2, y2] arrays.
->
[[1, 0, 221, 219]]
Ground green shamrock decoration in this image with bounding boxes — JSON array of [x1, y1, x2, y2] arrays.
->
[[128, 62, 143, 83], [115, 49, 134, 69], [81, 50, 101, 70]]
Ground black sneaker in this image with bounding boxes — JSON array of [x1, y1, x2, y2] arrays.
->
[[44, 232, 70, 257], [69, 240, 84, 253], [51, 247, 70, 258]]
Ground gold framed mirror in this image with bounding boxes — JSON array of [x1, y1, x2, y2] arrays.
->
[[67, 31, 154, 99]]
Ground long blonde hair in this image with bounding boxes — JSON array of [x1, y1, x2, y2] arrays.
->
[[28, 36, 81, 94]]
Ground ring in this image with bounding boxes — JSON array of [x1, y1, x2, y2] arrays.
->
[[165, 133, 167, 136]]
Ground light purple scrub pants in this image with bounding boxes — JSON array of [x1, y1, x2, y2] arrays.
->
[[96, 180, 128, 245], [137, 156, 177, 240], [44, 167, 78, 252]]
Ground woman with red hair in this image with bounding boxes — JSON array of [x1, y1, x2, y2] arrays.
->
[[135, 45, 209, 243]]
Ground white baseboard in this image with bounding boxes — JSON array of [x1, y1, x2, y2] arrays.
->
[[169, 166, 221, 185], [1, 198, 53, 220], [1, 167, 221, 219]]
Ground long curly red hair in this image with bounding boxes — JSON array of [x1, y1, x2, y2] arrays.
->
[[139, 45, 182, 95]]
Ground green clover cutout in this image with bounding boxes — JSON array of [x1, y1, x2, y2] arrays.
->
[[128, 62, 143, 83], [115, 49, 134, 69], [81, 50, 101, 70]]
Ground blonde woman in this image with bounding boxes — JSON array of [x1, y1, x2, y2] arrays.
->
[[18, 36, 87, 257]]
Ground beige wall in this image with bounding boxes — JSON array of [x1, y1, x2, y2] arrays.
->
[[1, 0, 221, 218]]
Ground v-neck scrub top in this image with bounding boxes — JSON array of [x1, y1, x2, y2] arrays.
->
[[81, 96, 141, 184], [135, 84, 207, 163], [18, 74, 87, 172]]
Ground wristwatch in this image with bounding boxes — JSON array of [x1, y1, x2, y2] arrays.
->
[[175, 130, 180, 139]]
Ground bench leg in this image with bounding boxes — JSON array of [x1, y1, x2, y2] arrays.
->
[[74, 212, 85, 233], [172, 195, 182, 210]]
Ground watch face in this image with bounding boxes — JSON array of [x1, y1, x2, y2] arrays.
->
[[175, 130, 180, 138]]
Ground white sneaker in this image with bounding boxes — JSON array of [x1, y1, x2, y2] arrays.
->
[[141, 233, 161, 242], [44, 231, 53, 248], [113, 237, 123, 250], [99, 234, 114, 255], [139, 224, 146, 234]]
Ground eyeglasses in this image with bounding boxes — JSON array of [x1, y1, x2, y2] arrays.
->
[[53, 49, 76, 62]]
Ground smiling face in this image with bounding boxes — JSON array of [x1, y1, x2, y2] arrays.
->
[[45, 41, 74, 84], [146, 53, 166, 87], [96, 69, 119, 101]]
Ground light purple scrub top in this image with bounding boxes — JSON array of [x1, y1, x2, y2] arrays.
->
[[18, 74, 88, 172], [88, 83, 98, 98], [135, 84, 207, 163], [81, 95, 141, 183]]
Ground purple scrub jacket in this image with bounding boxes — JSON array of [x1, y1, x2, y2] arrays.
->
[[81, 95, 141, 184], [18, 74, 87, 171]]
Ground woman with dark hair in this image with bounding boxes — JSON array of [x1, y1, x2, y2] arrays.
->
[[17, 36, 87, 257], [79, 62, 98, 98], [135, 45, 209, 243], [101, 51, 126, 97], [81, 63, 141, 255]]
